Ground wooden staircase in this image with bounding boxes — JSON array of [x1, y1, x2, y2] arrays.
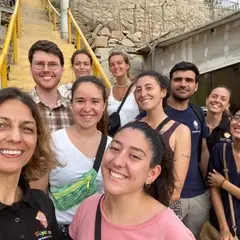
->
[[8, 0, 75, 91]]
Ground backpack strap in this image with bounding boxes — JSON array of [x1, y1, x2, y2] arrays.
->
[[189, 103, 205, 126], [189, 103, 205, 163], [93, 135, 108, 172], [155, 117, 171, 132], [116, 83, 134, 114], [222, 143, 238, 237]]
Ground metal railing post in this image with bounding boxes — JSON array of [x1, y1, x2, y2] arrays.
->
[[13, 21, 18, 64], [53, 12, 57, 31], [48, 5, 51, 20], [93, 63, 99, 77], [1, 58, 7, 88], [0, 0, 22, 89], [17, 8, 21, 37], [67, 9, 72, 44], [75, 32, 81, 50]]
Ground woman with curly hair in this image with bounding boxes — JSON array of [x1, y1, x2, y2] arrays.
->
[[0, 87, 60, 239]]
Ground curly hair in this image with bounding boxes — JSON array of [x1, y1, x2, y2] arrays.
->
[[0, 87, 58, 181]]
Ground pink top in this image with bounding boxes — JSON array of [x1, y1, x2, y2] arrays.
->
[[69, 194, 195, 240]]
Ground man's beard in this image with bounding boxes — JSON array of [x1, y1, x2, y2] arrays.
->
[[171, 91, 191, 102]]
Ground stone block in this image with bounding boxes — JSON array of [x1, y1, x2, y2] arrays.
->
[[95, 48, 110, 60], [92, 24, 103, 38], [111, 30, 123, 39], [91, 36, 109, 49], [99, 27, 111, 37], [122, 30, 130, 36], [88, 37, 94, 46], [121, 38, 136, 47], [127, 33, 142, 43]]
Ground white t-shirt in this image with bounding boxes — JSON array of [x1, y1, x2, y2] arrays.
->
[[49, 129, 112, 224], [107, 87, 139, 127]]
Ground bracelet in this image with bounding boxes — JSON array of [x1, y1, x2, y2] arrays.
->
[[220, 179, 226, 188]]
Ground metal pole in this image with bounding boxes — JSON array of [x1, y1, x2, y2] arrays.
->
[[13, 21, 18, 64], [143, 0, 147, 43], [53, 12, 57, 31], [67, 9, 72, 44], [76, 32, 81, 50], [1, 58, 7, 88], [60, 0, 69, 39]]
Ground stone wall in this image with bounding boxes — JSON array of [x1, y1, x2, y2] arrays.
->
[[70, 0, 235, 43]]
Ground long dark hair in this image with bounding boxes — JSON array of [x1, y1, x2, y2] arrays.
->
[[136, 71, 170, 108], [117, 121, 175, 206], [71, 76, 108, 135]]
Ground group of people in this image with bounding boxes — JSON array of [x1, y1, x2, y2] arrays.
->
[[0, 39, 239, 240]]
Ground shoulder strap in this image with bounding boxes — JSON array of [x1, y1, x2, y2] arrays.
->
[[222, 143, 238, 237], [94, 194, 104, 240], [93, 135, 108, 172], [116, 83, 134, 114], [190, 103, 205, 163], [155, 117, 171, 132], [189, 103, 205, 125]]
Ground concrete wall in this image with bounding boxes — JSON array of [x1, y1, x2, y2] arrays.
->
[[146, 17, 240, 76]]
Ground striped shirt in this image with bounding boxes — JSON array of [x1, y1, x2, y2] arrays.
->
[[29, 88, 74, 132]]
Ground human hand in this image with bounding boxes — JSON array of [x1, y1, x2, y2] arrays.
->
[[217, 230, 234, 240], [208, 169, 226, 188]]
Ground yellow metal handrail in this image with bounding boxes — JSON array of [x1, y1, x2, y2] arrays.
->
[[42, 0, 60, 31], [67, 9, 111, 88], [41, 1, 111, 87], [0, 0, 21, 88]]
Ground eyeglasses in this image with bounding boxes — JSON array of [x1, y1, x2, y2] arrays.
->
[[231, 115, 240, 122], [32, 61, 60, 70]]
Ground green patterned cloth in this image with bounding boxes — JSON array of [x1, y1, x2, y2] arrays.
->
[[50, 168, 98, 211]]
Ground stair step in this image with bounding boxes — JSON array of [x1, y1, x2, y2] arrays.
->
[[6, 0, 95, 91]]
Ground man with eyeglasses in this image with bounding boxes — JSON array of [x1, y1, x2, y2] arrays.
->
[[28, 40, 73, 132]]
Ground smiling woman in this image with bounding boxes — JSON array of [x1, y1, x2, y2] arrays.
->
[[48, 76, 112, 239], [58, 49, 93, 100], [69, 121, 195, 240], [205, 86, 232, 153], [107, 52, 139, 135], [0, 87, 60, 239], [134, 71, 191, 219], [207, 107, 240, 239]]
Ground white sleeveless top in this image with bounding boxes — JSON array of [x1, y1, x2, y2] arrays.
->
[[49, 129, 112, 224], [107, 86, 139, 127]]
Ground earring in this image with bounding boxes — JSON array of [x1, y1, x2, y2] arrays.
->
[[145, 182, 151, 188]]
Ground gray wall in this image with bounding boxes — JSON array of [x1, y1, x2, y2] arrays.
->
[[145, 17, 240, 76]]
